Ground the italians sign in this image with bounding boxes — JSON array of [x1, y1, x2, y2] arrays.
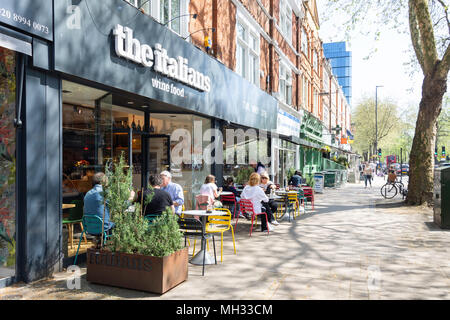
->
[[113, 24, 211, 93]]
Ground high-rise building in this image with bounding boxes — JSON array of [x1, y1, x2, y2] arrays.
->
[[323, 42, 352, 106]]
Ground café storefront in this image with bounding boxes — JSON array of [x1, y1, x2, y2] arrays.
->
[[0, 0, 277, 285]]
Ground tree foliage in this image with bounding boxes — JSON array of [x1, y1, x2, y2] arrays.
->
[[352, 97, 401, 156], [321, 0, 450, 204]]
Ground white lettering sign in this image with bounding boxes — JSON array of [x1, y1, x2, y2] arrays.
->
[[113, 24, 211, 92]]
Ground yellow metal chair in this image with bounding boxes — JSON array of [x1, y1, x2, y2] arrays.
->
[[287, 192, 299, 220], [205, 208, 236, 262]]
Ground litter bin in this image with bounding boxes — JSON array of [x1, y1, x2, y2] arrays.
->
[[324, 171, 336, 188], [434, 166, 450, 229]]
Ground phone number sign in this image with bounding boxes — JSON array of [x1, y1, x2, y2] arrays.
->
[[0, 0, 52, 41]]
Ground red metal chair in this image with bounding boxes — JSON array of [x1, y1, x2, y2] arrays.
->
[[302, 187, 315, 210], [220, 194, 237, 218], [236, 199, 269, 236]]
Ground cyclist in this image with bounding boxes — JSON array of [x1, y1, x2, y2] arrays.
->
[[387, 165, 397, 183]]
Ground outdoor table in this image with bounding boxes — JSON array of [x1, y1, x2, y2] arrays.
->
[[219, 191, 233, 196], [182, 209, 228, 265], [62, 203, 76, 210]]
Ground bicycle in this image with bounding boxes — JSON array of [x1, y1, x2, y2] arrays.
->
[[380, 180, 407, 199]]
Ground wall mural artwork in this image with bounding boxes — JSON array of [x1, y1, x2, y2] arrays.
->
[[0, 47, 16, 274]]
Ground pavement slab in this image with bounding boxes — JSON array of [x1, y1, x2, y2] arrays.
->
[[1, 176, 449, 300]]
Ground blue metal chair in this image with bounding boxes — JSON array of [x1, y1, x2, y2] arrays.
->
[[73, 215, 112, 265]]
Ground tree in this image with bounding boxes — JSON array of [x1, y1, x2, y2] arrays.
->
[[322, 0, 450, 205], [352, 97, 401, 159]]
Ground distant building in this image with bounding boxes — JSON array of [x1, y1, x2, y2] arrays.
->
[[323, 42, 352, 106]]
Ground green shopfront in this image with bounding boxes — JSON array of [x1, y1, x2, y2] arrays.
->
[[0, 0, 277, 285], [299, 111, 324, 176]]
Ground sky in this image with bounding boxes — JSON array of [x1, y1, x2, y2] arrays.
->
[[317, 3, 425, 114]]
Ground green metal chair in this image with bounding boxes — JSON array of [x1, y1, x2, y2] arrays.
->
[[297, 189, 308, 214], [62, 200, 86, 248], [73, 215, 112, 265], [144, 214, 161, 226]]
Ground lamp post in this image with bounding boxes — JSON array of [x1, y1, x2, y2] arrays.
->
[[375, 85, 383, 173]]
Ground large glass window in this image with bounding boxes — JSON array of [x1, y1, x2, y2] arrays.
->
[[279, 63, 292, 105], [222, 125, 270, 183], [0, 48, 16, 279], [235, 20, 260, 87]]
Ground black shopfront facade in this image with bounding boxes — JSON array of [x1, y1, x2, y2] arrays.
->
[[0, 0, 277, 285]]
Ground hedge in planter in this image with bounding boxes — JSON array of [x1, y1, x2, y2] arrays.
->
[[86, 154, 187, 294]]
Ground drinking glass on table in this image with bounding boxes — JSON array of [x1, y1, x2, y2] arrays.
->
[[219, 187, 223, 193]]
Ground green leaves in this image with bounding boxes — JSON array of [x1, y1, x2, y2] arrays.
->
[[104, 153, 182, 256]]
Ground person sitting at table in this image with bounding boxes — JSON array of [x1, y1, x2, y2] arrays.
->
[[259, 172, 279, 225], [199, 174, 219, 203], [160, 170, 184, 216], [83, 172, 116, 240], [136, 174, 174, 216], [289, 170, 303, 187], [241, 173, 277, 232], [222, 176, 240, 218]]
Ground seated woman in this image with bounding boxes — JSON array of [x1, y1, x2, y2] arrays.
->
[[199, 174, 219, 205], [222, 176, 240, 218], [259, 172, 279, 225], [240, 173, 277, 232], [136, 174, 174, 216]]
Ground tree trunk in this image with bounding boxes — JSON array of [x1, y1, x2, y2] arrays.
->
[[406, 70, 447, 205]]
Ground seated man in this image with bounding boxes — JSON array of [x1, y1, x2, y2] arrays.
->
[[289, 170, 303, 187], [160, 170, 184, 216], [137, 174, 174, 216], [83, 172, 115, 234]]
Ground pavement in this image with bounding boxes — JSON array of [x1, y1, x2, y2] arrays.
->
[[1, 175, 449, 300]]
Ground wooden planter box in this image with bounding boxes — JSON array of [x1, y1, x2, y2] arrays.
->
[[86, 247, 188, 294]]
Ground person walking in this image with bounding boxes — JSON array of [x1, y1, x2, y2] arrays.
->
[[363, 163, 373, 188]]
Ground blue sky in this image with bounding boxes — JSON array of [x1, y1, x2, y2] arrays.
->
[[317, 3, 424, 113]]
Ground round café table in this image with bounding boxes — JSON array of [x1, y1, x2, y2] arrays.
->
[[182, 209, 228, 265], [219, 191, 233, 196]]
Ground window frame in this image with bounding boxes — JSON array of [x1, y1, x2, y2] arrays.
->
[[235, 16, 260, 87], [279, 0, 293, 45], [279, 62, 293, 106]]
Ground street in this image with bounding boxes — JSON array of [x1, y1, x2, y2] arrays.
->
[[1, 176, 449, 300]]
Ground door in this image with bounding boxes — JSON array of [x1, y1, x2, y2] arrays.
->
[[147, 135, 171, 175]]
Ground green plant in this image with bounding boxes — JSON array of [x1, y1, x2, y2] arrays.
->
[[144, 208, 184, 257], [235, 167, 254, 185], [286, 168, 295, 182], [305, 174, 316, 188], [103, 153, 183, 257]]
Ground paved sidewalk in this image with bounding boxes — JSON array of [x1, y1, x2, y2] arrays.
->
[[1, 176, 449, 300]]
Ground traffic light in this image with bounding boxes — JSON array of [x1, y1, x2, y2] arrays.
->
[[442, 146, 446, 156], [378, 148, 382, 157], [435, 147, 438, 157]]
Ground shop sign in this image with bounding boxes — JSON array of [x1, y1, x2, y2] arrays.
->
[[0, 0, 52, 41], [313, 173, 324, 193], [113, 24, 211, 93], [277, 109, 300, 137]]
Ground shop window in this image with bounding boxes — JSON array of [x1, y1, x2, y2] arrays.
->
[[0, 48, 16, 279], [222, 125, 270, 183], [235, 19, 260, 87]]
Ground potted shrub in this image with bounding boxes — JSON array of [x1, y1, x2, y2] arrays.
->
[[86, 154, 187, 294]]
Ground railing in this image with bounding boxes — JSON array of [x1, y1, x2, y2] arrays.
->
[[322, 158, 346, 171]]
